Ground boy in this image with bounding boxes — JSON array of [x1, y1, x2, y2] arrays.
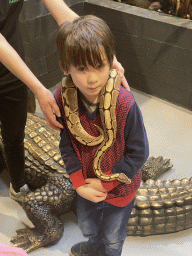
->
[[0, 0, 128, 202], [54, 15, 149, 256]]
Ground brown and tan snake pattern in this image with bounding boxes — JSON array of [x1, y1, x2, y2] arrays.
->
[[61, 76, 104, 146], [61, 69, 131, 184]]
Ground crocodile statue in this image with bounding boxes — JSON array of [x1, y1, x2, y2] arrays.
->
[[0, 113, 192, 253]]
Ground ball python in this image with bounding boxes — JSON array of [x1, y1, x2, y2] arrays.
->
[[61, 69, 131, 184], [61, 75, 104, 146]]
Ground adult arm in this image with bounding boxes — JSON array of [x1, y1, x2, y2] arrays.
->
[[0, 1, 79, 129], [112, 56, 130, 91], [0, 33, 62, 130], [41, 0, 79, 25]]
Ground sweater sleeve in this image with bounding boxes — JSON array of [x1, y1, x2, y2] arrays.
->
[[58, 119, 86, 189], [112, 101, 149, 179]]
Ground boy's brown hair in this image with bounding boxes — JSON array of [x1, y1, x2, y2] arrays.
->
[[56, 15, 115, 72]]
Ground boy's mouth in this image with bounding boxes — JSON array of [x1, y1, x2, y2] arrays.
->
[[89, 86, 99, 91]]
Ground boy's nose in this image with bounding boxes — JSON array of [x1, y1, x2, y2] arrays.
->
[[87, 72, 98, 86]]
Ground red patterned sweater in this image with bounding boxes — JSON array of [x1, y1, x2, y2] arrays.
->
[[54, 86, 149, 207]]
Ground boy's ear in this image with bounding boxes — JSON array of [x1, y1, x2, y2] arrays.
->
[[63, 70, 69, 76], [59, 61, 69, 75]]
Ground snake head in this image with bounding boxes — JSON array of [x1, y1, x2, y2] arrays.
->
[[117, 173, 131, 184]]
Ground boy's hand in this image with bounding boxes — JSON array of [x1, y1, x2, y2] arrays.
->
[[85, 178, 107, 193], [112, 56, 130, 91], [76, 185, 107, 203]]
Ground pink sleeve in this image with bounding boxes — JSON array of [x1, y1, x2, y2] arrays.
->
[[0, 243, 29, 256]]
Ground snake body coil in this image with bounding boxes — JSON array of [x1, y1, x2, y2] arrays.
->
[[94, 70, 131, 184], [61, 76, 104, 146], [62, 69, 131, 184]]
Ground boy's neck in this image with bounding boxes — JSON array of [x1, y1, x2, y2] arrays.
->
[[79, 91, 99, 114], [79, 90, 99, 104]]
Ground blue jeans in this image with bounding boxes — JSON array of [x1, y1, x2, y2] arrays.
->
[[76, 195, 135, 256]]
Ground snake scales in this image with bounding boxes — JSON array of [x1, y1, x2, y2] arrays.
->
[[61, 69, 131, 184]]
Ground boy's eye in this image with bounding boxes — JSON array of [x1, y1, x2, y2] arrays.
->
[[96, 64, 102, 69], [77, 66, 86, 72], [96, 63, 105, 70]]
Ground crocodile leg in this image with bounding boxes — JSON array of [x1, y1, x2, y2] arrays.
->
[[11, 203, 64, 253], [141, 156, 173, 181], [11, 173, 76, 252]]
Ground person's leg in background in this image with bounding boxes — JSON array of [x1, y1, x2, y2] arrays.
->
[[0, 81, 29, 201], [0, 140, 6, 174]]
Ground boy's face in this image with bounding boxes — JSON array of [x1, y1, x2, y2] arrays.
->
[[65, 56, 111, 104]]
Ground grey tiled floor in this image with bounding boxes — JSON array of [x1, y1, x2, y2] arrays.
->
[[0, 86, 192, 255]]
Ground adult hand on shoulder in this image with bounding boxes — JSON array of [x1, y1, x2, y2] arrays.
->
[[76, 184, 107, 203], [112, 56, 130, 91], [36, 87, 63, 130]]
